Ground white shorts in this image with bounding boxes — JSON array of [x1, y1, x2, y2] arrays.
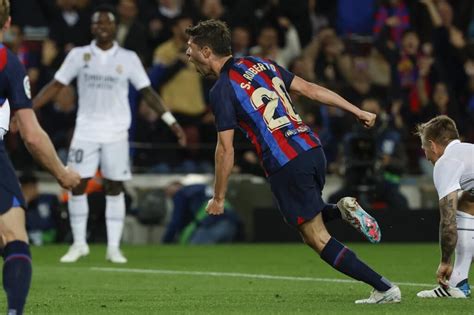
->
[[67, 138, 132, 181]]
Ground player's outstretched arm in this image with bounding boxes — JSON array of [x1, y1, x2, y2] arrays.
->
[[15, 108, 81, 189], [289, 76, 376, 128], [436, 190, 458, 286], [139, 86, 187, 147], [32, 80, 66, 110], [206, 129, 234, 216]]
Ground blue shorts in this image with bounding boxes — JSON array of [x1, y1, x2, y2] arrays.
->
[[268, 147, 328, 227], [0, 141, 26, 214]]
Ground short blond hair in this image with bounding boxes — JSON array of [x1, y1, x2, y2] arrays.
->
[[0, 0, 9, 28], [415, 115, 459, 146]]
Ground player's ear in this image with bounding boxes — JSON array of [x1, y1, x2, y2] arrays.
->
[[2, 16, 11, 31], [201, 46, 211, 58]]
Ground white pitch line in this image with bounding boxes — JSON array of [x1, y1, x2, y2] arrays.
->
[[90, 267, 434, 288]]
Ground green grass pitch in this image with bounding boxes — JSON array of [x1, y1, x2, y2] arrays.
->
[[4, 243, 473, 314]]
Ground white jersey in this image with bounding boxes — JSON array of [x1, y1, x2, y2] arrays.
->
[[0, 99, 10, 134], [55, 41, 151, 143], [433, 140, 474, 199]]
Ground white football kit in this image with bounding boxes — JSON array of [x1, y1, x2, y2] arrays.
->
[[433, 139, 474, 291], [433, 140, 474, 200], [54, 41, 150, 180]]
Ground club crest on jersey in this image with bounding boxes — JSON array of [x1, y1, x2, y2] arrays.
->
[[116, 65, 123, 74], [83, 53, 91, 67], [23, 76, 31, 99]]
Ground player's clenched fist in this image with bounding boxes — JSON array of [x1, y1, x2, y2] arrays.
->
[[357, 110, 377, 129], [206, 198, 225, 215], [57, 167, 81, 190]]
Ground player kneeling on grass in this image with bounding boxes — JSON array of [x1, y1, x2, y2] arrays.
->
[[415, 115, 473, 299], [186, 19, 401, 304]]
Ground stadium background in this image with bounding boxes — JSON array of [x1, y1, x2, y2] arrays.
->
[[2, 0, 474, 313], [6, 0, 474, 243]]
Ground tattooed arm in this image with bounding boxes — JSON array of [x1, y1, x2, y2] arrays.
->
[[436, 190, 459, 286], [439, 191, 458, 263]]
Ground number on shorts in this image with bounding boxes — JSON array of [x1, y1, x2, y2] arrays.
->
[[68, 148, 84, 163], [250, 77, 302, 132]]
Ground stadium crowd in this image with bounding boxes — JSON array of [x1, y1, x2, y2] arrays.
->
[[5, 0, 474, 178]]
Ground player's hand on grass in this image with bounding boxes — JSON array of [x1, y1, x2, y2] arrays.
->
[[171, 123, 187, 147], [57, 167, 81, 190], [206, 198, 225, 215], [436, 262, 453, 288], [357, 110, 376, 128]]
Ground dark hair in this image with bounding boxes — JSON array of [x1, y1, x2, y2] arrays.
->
[[92, 4, 118, 23], [415, 115, 459, 146], [0, 0, 9, 27], [185, 19, 231, 56]]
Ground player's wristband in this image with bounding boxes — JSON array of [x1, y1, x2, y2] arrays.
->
[[161, 111, 177, 126]]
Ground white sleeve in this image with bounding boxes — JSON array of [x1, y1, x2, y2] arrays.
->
[[54, 49, 81, 85], [433, 157, 463, 199], [128, 52, 151, 90]]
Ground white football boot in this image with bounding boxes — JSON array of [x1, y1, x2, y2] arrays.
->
[[355, 285, 401, 304], [417, 285, 468, 298], [106, 247, 128, 264], [337, 197, 381, 243], [60, 244, 90, 263]]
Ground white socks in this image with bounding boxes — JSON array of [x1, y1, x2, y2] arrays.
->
[[68, 194, 89, 246], [105, 193, 126, 249], [449, 211, 474, 287]]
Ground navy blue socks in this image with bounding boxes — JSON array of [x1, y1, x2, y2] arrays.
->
[[320, 237, 391, 292], [3, 240, 32, 315]]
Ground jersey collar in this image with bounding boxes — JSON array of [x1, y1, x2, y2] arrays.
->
[[445, 139, 461, 152], [220, 56, 235, 74], [90, 40, 119, 57]]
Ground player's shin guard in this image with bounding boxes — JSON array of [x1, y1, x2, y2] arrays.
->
[[3, 240, 32, 315], [320, 237, 392, 291], [68, 194, 89, 245], [106, 193, 126, 249]]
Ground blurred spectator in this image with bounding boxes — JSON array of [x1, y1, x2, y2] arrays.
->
[[36, 38, 63, 93], [150, 15, 207, 165], [420, 82, 461, 131], [308, 0, 330, 37], [250, 17, 301, 68], [133, 101, 181, 172], [116, 0, 150, 65], [422, 0, 467, 101], [199, 0, 229, 22], [303, 28, 351, 89], [146, 0, 196, 48], [329, 98, 409, 211], [3, 25, 40, 88], [20, 172, 60, 246], [231, 25, 251, 58], [375, 25, 430, 125], [162, 181, 241, 244], [37, 86, 76, 164], [44, 0, 92, 53], [373, 0, 411, 47]]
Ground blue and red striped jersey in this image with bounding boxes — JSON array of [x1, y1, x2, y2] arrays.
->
[[0, 43, 32, 110], [209, 56, 321, 176]]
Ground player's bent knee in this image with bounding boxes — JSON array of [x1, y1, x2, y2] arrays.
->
[[104, 180, 123, 195]]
